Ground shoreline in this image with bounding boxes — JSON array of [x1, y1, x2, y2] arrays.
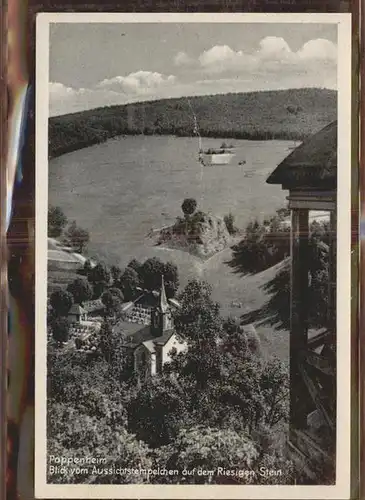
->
[[48, 132, 301, 160]]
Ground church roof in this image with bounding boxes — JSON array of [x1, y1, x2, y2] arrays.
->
[[68, 304, 86, 315], [158, 275, 169, 313], [120, 325, 152, 346], [168, 298, 181, 309], [141, 330, 175, 353]]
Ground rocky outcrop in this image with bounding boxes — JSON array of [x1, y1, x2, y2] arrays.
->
[[156, 213, 233, 260]]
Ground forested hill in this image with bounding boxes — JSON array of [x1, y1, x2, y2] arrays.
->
[[49, 88, 337, 158]]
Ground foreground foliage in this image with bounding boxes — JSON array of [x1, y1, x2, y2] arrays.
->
[[47, 276, 293, 485]]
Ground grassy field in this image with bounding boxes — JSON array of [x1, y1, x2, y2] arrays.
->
[[49, 88, 336, 157]]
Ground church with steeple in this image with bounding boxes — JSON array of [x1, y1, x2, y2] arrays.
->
[[132, 276, 188, 379]]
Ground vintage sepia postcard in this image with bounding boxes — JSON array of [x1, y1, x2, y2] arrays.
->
[[34, 12, 352, 499]]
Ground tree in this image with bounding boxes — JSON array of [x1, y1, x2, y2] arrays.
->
[[50, 289, 74, 317], [140, 257, 164, 291], [118, 267, 141, 301], [254, 236, 330, 331], [161, 261, 179, 298], [82, 258, 93, 278], [173, 279, 222, 344], [88, 262, 111, 298], [166, 280, 225, 394], [48, 206, 68, 238], [139, 258, 179, 297], [224, 212, 237, 235], [47, 403, 152, 484], [127, 258, 142, 273], [222, 319, 250, 360], [110, 265, 122, 284], [98, 319, 133, 380], [101, 288, 124, 317], [66, 278, 92, 305], [98, 320, 114, 363], [259, 358, 289, 427], [229, 219, 290, 275], [181, 198, 197, 217], [228, 209, 291, 275], [51, 317, 70, 344], [64, 220, 90, 253], [154, 426, 258, 484], [127, 376, 192, 448]]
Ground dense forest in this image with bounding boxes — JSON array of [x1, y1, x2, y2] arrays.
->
[[49, 88, 337, 158]]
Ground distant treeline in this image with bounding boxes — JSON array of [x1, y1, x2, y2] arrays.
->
[[49, 88, 337, 158]]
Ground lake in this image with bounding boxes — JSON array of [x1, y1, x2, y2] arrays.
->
[[49, 135, 292, 359], [49, 135, 291, 267]]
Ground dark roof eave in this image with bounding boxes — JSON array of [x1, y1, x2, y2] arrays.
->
[[266, 121, 337, 188], [268, 178, 337, 190]]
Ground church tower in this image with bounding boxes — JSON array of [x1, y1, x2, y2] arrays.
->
[[150, 275, 173, 337]]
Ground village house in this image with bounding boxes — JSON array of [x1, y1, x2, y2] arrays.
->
[[67, 304, 88, 324], [68, 301, 103, 348], [117, 276, 188, 379]]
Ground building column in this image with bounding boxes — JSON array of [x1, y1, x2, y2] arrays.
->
[[290, 208, 310, 431]]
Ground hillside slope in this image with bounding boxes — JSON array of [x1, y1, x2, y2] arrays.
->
[[49, 88, 337, 158]]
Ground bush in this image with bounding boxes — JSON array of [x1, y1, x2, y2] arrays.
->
[[63, 221, 90, 253], [50, 289, 74, 317], [48, 206, 68, 238], [52, 317, 70, 344], [224, 212, 237, 235], [66, 278, 92, 305], [181, 198, 197, 217], [228, 210, 291, 275], [118, 267, 140, 301]]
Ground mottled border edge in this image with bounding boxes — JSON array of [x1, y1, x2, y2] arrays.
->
[[1, 1, 8, 500]]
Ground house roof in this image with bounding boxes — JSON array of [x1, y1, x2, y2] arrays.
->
[[122, 301, 134, 312], [117, 324, 153, 346], [68, 304, 86, 315], [266, 121, 337, 189], [48, 249, 81, 264], [153, 330, 175, 346]]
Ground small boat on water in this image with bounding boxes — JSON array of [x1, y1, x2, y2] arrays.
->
[[199, 142, 236, 165]]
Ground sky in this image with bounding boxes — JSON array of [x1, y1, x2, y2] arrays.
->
[[49, 22, 338, 116]]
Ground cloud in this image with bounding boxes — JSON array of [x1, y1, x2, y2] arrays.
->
[[197, 37, 337, 74], [49, 82, 77, 97], [49, 72, 178, 116], [173, 51, 194, 66], [198, 45, 256, 74], [49, 82, 125, 116], [257, 36, 293, 60], [97, 70, 176, 95], [199, 45, 240, 66], [297, 38, 337, 61]]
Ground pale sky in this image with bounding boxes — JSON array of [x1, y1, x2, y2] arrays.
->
[[49, 22, 338, 116]]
